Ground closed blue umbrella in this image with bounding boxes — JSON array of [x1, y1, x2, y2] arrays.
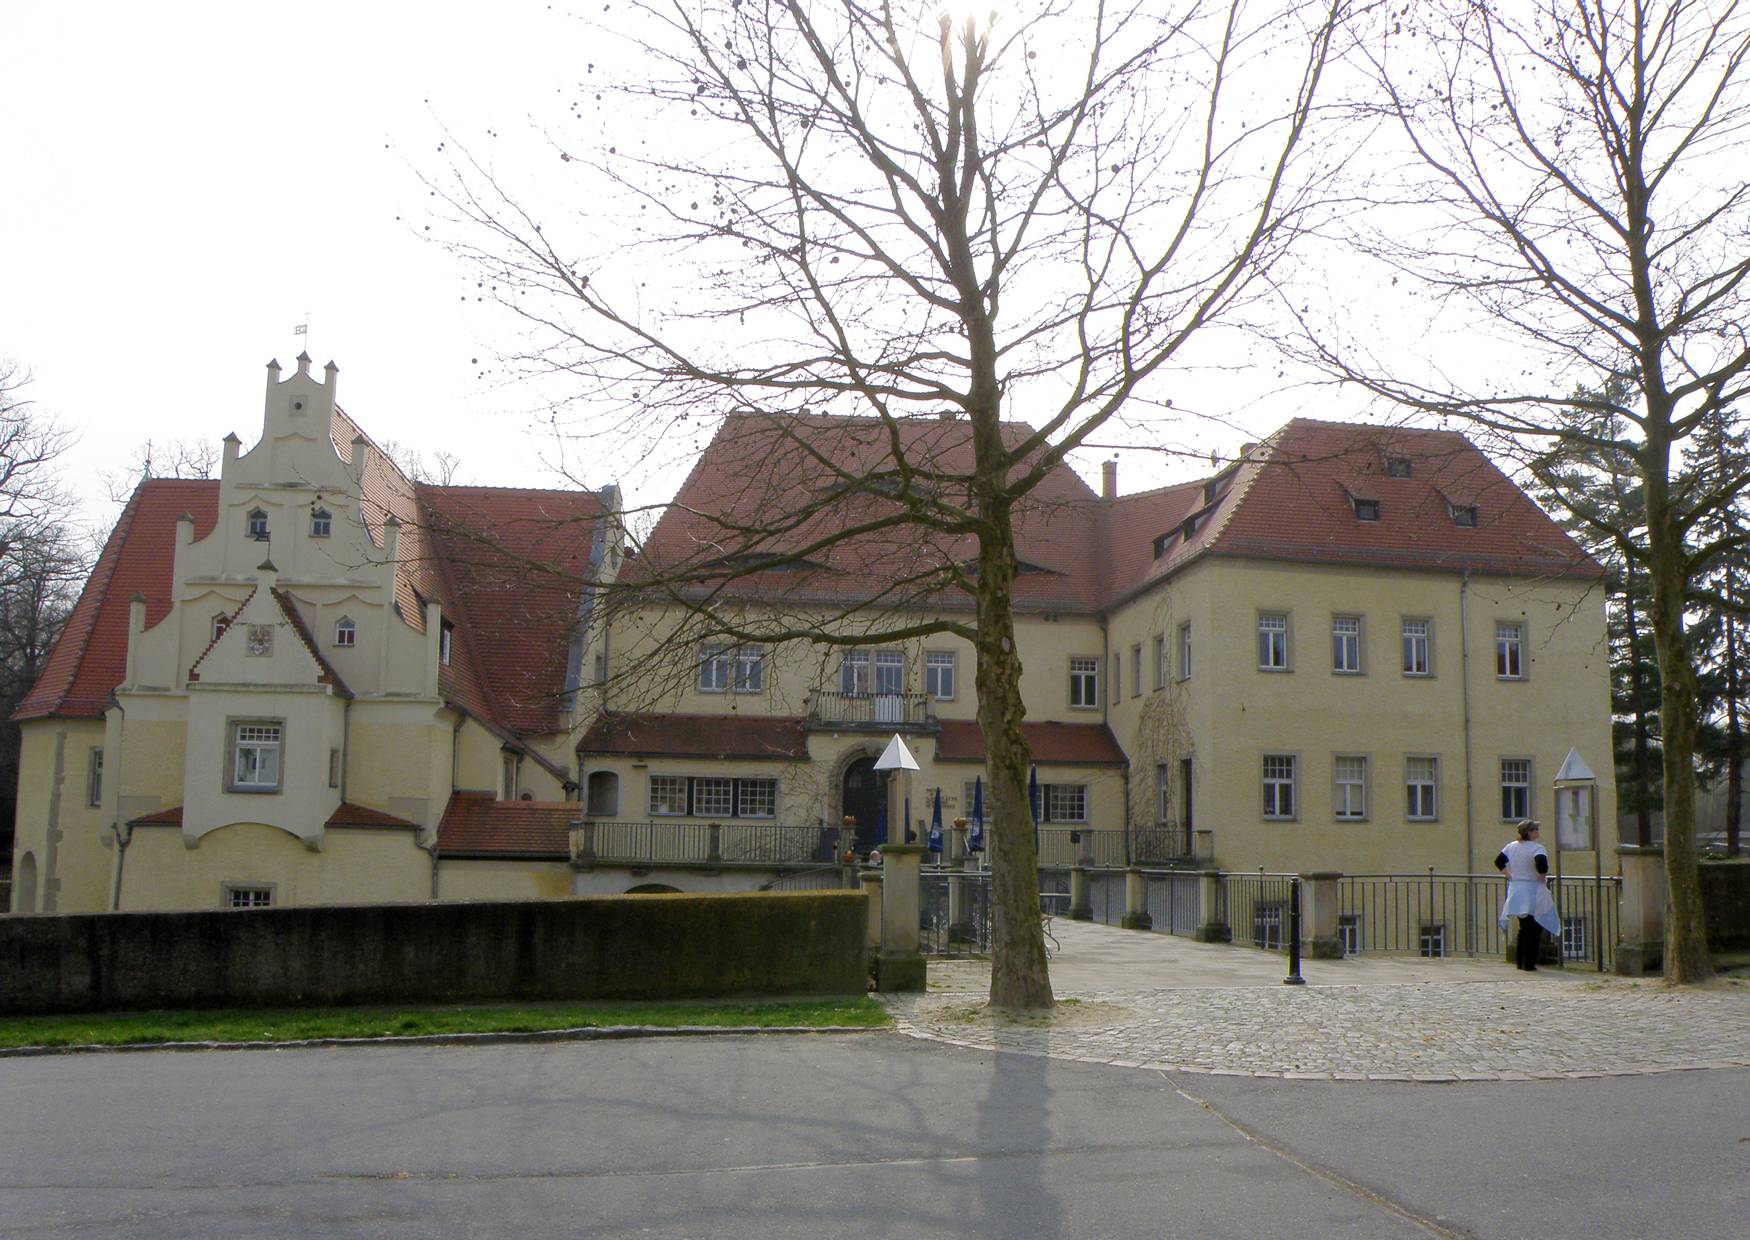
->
[[1029, 764, 1041, 851], [927, 788, 943, 853], [969, 777, 985, 853]]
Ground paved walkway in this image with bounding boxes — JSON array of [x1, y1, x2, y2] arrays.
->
[[886, 919, 1750, 1081]]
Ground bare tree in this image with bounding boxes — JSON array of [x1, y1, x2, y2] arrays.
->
[[1293, 0, 1750, 981], [100, 437, 220, 508], [380, 440, 466, 487], [431, 0, 1341, 1009]]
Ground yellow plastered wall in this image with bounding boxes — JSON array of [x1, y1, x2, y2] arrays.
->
[[438, 859, 573, 901], [10, 721, 112, 913], [347, 715, 454, 828], [119, 823, 430, 911]]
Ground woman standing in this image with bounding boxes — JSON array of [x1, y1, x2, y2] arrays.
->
[[1496, 820, 1561, 970]]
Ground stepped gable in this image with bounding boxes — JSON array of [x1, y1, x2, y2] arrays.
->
[[13, 478, 220, 721]]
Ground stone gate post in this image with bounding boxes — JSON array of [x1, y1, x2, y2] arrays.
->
[[1299, 871, 1342, 958], [877, 844, 926, 992], [1616, 844, 1664, 976], [1120, 867, 1152, 930]]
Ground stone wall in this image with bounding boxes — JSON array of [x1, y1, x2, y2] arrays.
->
[[0, 890, 866, 1016]]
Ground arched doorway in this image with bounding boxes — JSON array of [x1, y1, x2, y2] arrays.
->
[[586, 770, 620, 817], [14, 851, 38, 913], [842, 756, 887, 854]]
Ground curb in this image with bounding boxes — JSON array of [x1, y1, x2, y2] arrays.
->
[[0, 1023, 885, 1059]]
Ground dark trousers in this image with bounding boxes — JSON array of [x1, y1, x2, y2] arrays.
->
[[1515, 916, 1544, 969]]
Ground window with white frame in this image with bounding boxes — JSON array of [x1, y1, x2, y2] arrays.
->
[[87, 748, 104, 807], [1042, 783, 1087, 824], [924, 651, 956, 701], [1261, 754, 1297, 819], [1419, 923, 1447, 957], [334, 616, 356, 648], [1405, 755, 1439, 820], [1496, 621, 1526, 679], [648, 774, 777, 818], [693, 777, 735, 817], [1501, 758, 1531, 821], [1332, 616, 1362, 674], [1338, 913, 1361, 955], [1179, 623, 1192, 680], [698, 644, 731, 692], [873, 649, 904, 696], [840, 650, 870, 695], [1333, 755, 1367, 821], [1130, 645, 1142, 697], [1402, 618, 1432, 675], [733, 646, 765, 693], [1153, 634, 1167, 690], [310, 508, 332, 538], [246, 509, 269, 541], [1157, 763, 1172, 823], [229, 722, 283, 792], [1069, 657, 1100, 708], [439, 621, 454, 667], [649, 775, 689, 816], [1258, 612, 1289, 670], [736, 778, 777, 818], [223, 885, 274, 909], [1562, 915, 1587, 960], [1111, 652, 1121, 701]]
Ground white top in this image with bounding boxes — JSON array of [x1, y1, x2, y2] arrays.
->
[[1500, 839, 1547, 883]]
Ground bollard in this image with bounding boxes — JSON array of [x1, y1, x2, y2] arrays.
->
[[1283, 877, 1306, 986]]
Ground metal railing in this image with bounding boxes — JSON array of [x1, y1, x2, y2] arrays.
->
[[921, 868, 992, 957], [806, 689, 937, 729], [576, 821, 840, 868], [1337, 871, 1620, 969], [1221, 871, 1299, 950]]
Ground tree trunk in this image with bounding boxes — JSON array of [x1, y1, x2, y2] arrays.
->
[[1623, 589, 1654, 848], [1727, 613, 1743, 858]]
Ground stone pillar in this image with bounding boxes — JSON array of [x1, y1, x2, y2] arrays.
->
[[1195, 867, 1230, 942], [876, 844, 927, 992], [859, 870, 884, 960], [574, 820, 597, 869], [706, 822, 722, 869], [1299, 871, 1342, 959], [1616, 844, 1665, 976], [1069, 864, 1093, 921], [1120, 867, 1153, 930]]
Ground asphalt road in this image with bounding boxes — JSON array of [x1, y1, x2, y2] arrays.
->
[[1, 1034, 1744, 1238]]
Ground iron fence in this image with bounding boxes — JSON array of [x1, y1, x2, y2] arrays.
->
[[761, 866, 851, 892], [1142, 870, 1204, 936], [1337, 871, 1620, 970], [921, 868, 992, 957], [1221, 871, 1299, 950], [807, 690, 936, 729], [580, 821, 837, 867]]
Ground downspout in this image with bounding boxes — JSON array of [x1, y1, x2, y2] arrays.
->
[[1459, 571, 1476, 943]]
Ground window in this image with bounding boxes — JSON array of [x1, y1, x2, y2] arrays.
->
[[230, 722, 283, 792], [1496, 622, 1525, 679], [1069, 657, 1100, 708], [925, 651, 956, 701], [733, 646, 765, 693], [1333, 755, 1367, 821], [87, 748, 104, 807], [698, 644, 731, 692], [1401, 618, 1431, 675], [1562, 916, 1587, 960], [1042, 783, 1087, 824], [648, 775, 777, 818], [1130, 645, 1142, 697], [246, 509, 269, 541], [223, 885, 274, 909], [1501, 758, 1531, 821], [1452, 504, 1478, 527], [1157, 763, 1172, 823], [1253, 905, 1284, 949], [1111, 653, 1121, 701], [1338, 913, 1361, 955], [1405, 755, 1438, 820], [211, 613, 232, 643], [310, 508, 332, 538], [1178, 623, 1192, 680], [586, 770, 620, 817], [1354, 498, 1380, 522], [439, 621, 454, 667], [1331, 616, 1362, 674], [334, 616, 356, 648], [874, 649, 904, 696], [840, 651, 870, 695], [961, 780, 998, 824], [1257, 612, 1289, 671], [1386, 456, 1412, 478], [1419, 923, 1447, 958], [1153, 634, 1167, 690], [1262, 754, 1297, 819]]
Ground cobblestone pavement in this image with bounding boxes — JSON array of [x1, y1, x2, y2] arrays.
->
[[886, 920, 1750, 1081]]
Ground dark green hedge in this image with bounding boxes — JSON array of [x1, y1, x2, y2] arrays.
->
[[0, 891, 867, 1016], [1700, 860, 1750, 950]]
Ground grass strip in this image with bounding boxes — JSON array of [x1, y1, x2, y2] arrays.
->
[[0, 996, 888, 1050]]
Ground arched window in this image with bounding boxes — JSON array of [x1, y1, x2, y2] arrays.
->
[[212, 613, 232, 642], [334, 616, 356, 648], [586, 770, 620, 817], [246, 509, 269, 541], [14, 852, 38, 912], [310, 508, 332, 538]]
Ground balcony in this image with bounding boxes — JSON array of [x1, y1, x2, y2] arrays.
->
[[805, 689, 938, 732], [573, 820, 843, 870]]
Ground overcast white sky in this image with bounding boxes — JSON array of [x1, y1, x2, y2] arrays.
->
[[2, 1, 1358, 536]]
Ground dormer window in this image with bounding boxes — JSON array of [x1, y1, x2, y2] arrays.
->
[[246, 509, 269, 541], [211, 614, 232, 643], [1452, 504, 1478, 527], [439, 620, 455, 666], [1386, 456, 1412, 478], [310, 508, 332, 538], [334, 616, 356, 648], [1354, 499, 1380, 522]]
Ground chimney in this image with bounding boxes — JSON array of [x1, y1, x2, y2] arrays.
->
[[1101, 458, 1118, 500], [350, 433, 370, 486]]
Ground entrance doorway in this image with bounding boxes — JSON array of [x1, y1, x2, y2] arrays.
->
[[842, 756, 887, 854]]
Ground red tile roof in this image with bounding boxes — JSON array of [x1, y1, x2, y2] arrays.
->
[[326, 802, 419, 829], [128, 805, 185, 826], [578, 712, 811, 761], [935, 720, 1128, 766], [436, 791, 573, 858]]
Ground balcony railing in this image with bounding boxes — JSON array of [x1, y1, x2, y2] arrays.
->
[[574, 820, 843, 869], [1032, 825, 1201, 868], [805, 689, 937, 730]]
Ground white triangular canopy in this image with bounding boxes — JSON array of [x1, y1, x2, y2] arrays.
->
[[873, 733, 920, 771], [1554, 747, 1597, 784]]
